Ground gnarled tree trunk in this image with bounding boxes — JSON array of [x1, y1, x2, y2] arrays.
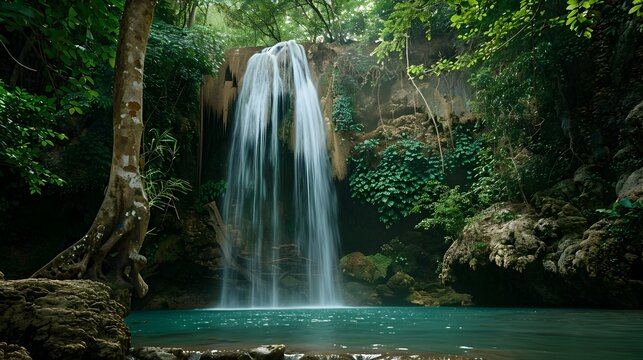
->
[[32, 0, 157, 299]]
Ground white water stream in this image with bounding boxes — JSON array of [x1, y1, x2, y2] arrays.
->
[[220, 40, 341, 308]]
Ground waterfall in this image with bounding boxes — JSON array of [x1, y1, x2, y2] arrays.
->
[[219, 40, 342, 308]]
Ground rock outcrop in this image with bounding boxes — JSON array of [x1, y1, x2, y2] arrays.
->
[[441, 198, 643, 307], [0, 279, 130, 359]]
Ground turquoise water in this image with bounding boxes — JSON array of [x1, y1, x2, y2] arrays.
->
[[126, 307, 643, 359]]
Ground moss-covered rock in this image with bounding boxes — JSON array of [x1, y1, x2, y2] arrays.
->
[[338, 252, 391, 283], [386, 271, 415, 294]]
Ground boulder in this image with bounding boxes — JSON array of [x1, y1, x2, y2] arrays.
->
[[386, 272, 415, 294], [339, 252, 390, 283], [573, 165, 608, 208], [249, 345, 286, 360], [616, 167, 643, 201], [0, 279, 129, 360], [621, 99, 643, 152]]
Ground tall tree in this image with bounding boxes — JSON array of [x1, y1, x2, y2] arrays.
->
[[32, 0, 157, 299]]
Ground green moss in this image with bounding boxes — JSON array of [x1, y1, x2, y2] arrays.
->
[[364, 253, 392, 280]]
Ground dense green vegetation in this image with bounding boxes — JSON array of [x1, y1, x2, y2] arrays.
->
[[0, 0, 224, 276]]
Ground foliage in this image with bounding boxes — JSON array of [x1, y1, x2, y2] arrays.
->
[[55, 115, 112, 192], [144, 20, 224, 157], [155, 0, 216, 28], [597, 198, 643, 239], [215, 0, 384, 46], [0, 82, 66, 194], [443, 128, 483, 181], [194, 179, 227, 210], [350, 139, 442, 226], [413, 181, 475, 237], [0, 0, 123, 193], [331, 76, 363, 133], [565, 0, 603, 38], [467, 145, 515, 207], [467, 36, 583, 199], [0, 0, 122, 108], [372, 0, 437, 61], [145, 21, 223, 119], [142, 128, 192, 218], [374, 0, 642, 75], [632, 0, 643, 17]]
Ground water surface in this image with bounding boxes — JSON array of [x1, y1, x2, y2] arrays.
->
[[126, 306, 643, 359]]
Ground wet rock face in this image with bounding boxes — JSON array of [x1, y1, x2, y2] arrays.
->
[[0, 279, 129, 360]]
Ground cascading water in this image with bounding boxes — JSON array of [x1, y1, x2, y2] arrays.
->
[[219, 40, 341, 308]]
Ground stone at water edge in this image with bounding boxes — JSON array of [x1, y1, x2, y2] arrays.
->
[[249, 345, 286, 360], [129, 347, 190, 360]]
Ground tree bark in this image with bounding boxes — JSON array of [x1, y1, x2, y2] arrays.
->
[[32, 0, 157, 299]]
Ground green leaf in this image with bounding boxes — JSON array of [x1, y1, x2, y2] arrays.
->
[[618, 198, 633, 209]]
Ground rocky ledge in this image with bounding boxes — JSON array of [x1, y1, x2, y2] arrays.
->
[[441, 195, 643, 307], [0, 278, 130, 360]]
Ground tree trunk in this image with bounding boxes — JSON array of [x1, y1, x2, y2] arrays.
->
[[32, 0, 157, 300]]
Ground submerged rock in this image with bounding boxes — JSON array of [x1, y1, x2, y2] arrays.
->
[[342, 281, 382, 306], [0, 279, 129, 360]]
